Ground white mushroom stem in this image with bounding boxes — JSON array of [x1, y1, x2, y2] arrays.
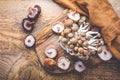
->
[[86, 31, 100, 39], [74, 61, 86, 73], [88, 39, 99, 46], [98, 45, 112, 61], [77, 24, 90, 33], [88, 45, 97, 51]]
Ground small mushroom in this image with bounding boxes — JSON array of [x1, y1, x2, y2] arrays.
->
[[27, 5, 41, 20], [74, 61, 86, 73], [64, 19, 73, 27], [70, 38, 78, 44], [63, 28, 71, 34], [52, 22, 64, 34], [22, 18, 34, 32], [74, 47, 78, 51], [69, 44, 74, 49], [67, 33, 74, 38], [80, 32, 86, 37], [61, 38, 68, 43], [78, 40, 82, 45], [57, 56, 71, 70], [44, 58, 56, 70], [45, 45, 57, 59], [97, 46, 102, 53], [24, 34, 36, 48], [84, 50, 89, 55], [67, 10, 80, 22], [78, 47, 84, 53], [71, 23, 79, 31], [58, 36, 63, 41], [97, 45, 112, 61], [79, 16, 87, 23], [82, 41, 88, 47]]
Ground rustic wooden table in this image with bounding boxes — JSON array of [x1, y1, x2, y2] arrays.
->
[[0, 0, 120, 80]]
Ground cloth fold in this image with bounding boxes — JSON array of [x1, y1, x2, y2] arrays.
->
[[53, 0, 120, 60]]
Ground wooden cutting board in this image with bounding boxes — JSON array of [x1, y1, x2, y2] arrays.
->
[[0, 0, 120, 80]]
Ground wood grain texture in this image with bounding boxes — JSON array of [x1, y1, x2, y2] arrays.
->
[[0, 0, 120, 80]]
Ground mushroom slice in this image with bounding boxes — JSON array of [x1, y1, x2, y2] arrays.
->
[[34, 5, 41, 13], [52, 22, 64, 34], [24, 34, 36, 48], [28, 5, 41, 19], [45, 45, 57, 59], [22, 18, 34, 32], [57, 56, 71, 70], [98, 45, 112, 61], [74, 61, 86, 73], [67, 10, 80, 22]]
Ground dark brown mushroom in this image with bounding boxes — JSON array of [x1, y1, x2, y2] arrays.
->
[[22, 18, 34, 32], [27, 5, 41, 20]]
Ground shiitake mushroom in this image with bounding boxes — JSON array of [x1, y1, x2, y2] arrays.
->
[[22, 18, 34, 32], [27, 5, 41, 20]]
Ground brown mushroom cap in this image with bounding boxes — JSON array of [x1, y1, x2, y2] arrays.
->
[[71, 23, 79, 31], [67, 33, 74, 38], [64, 19, 73, 27], [63, 28, 71, 34]]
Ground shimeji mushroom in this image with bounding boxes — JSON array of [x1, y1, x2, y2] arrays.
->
[[52, 22, 64, 34], [22, 18, 34, 32], [57, 56, 71, 70], [97, 45, 112, 61], [28, 5, 41, 20], [86, 31, 101, 39], [77, 23, 90, 33], [45, 45, 57, 59]]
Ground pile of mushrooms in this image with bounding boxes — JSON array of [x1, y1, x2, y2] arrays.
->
[[22, 5, 41, 48], [51, 10, 113, 73]]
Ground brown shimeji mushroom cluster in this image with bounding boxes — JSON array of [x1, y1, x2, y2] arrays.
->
[[22, 5, 41, 48], [51, 10, 113, 73], [57, 11, 103, 61]]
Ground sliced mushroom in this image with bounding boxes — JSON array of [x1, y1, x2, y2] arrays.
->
[[67, 10, 80, 22], [57, 56, 71, 70], [22, 18, 34, 32], [45, 45, 57, 59], [98, 45, 112, 61], [28, 5, 41, 19], [74, 61, 86, 73], [52, 22, 64, 34], [24, 34, 36, 48]]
